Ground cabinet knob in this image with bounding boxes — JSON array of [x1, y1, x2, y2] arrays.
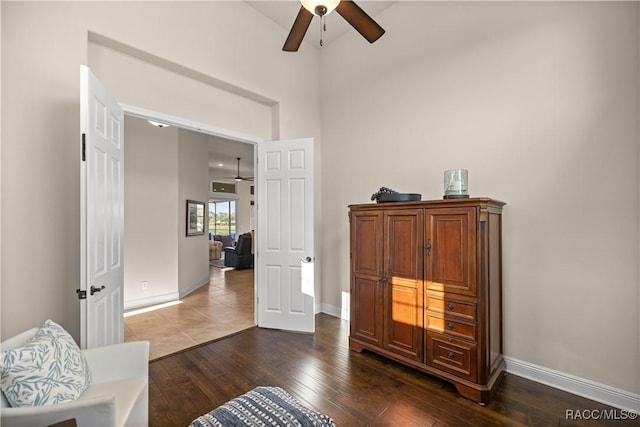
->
[[446, 303, 455, 310], [447, 322, 454, 330], [447, 351, 455, 359]]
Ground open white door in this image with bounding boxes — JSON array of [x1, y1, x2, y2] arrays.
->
[[80, 65, 124, 348], [257, 138, 315, 333]]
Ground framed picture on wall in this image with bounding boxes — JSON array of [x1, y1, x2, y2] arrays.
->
[[186, 200, 205, 236]]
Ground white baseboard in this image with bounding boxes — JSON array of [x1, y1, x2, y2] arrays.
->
[[125, 276, 209, 311], [320, 303, 345, 319], [504, 356, 640, 412], [179, 275, 210, 299], [124, 292, 180, 311]]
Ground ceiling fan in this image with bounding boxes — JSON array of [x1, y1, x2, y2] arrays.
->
[[283, 0, 385, 52], [221, 157, 253, 182]]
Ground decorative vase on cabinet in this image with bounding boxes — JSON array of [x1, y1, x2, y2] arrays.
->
[[348, 198, 506, 404]]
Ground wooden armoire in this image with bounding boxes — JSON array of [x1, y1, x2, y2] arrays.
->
[[348, 198, 505, 403]]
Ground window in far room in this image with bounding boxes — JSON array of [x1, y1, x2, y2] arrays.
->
[[209, 200, 236, 238]]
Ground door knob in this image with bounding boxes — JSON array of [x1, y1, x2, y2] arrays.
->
[[300, 256, 314, 263], [90, 285, 106, 295]]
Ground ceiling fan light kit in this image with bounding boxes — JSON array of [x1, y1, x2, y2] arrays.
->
[[147, 120, 170, 128], [301, 0, 340, 16], [283, 0, 385, 52]]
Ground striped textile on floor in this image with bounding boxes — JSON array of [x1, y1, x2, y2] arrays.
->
[[190, 386, 336, 427]]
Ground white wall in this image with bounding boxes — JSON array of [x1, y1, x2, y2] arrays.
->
[[178, 129, 210, 296], [235, 180, 254, 237], [123, 116, 179, 308], [87, 39, 274, 142], [321, 2, 639, 395], [1, 1, 322, 340]]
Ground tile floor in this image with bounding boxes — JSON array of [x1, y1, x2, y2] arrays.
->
[[124, 265, 255, 360]]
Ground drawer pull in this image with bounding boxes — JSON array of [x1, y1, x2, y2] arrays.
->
[[447, 322, 454, 330], [446, 303, 455, 310], [447, 351, 455, 359]]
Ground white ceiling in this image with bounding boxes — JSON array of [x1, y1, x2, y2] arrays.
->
[[207, 135, 255, 181], [247, 0, 395, 49]]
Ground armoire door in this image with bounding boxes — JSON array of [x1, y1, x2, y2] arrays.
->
[[383, 209, 424, 361], [425, 207, 477, 296], [350, 210, 384, 347]]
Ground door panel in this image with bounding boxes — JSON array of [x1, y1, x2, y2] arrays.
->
[[426, 208, 477, 296], [383, 210, 423, 361], [288, 266, 304, 313], [265, 265, 283, 311], [351, 212, 383, 278], [385, 210, 423, 279], [350, 276, 383, 346], [349, 211, 384, 346], [257, 139, 314, 332]]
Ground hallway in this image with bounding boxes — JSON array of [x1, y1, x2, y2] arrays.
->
[[124, 266, 255, 360]]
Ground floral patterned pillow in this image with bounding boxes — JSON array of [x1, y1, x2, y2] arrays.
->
[[1, 319, 91, 407]]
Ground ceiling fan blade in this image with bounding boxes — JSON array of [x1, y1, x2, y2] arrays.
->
[[335, 0, 385, 44], [283, 6, 314, 52], [221, 177, 253, 181]]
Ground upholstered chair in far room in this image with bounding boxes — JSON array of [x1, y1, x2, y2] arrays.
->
[[209, 240, 222, 260], [223, 232, 254, 269]]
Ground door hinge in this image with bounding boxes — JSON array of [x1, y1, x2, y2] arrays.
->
[[76, 289, 87, 300], [81, 133, 86, 162]]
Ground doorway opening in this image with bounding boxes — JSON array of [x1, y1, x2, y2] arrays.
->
[[121, 108, 259, 360]]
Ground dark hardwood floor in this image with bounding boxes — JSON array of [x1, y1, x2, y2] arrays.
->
[[150, 314, 635, 426]]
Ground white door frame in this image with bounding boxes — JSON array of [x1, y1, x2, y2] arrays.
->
[[120, 104, 263, 324], [122, 105, 262, 146]]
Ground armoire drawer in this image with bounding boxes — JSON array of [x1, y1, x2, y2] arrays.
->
[[425, 294, 476, 321], [426, 332, 477, 382], [426, 313, 476, 341]]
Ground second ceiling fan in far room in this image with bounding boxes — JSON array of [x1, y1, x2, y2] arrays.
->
[[283, 0, 385, 52], [220, 157, 253, 182]]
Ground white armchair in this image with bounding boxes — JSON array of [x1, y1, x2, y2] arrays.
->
[[1, 328, 149, 427]]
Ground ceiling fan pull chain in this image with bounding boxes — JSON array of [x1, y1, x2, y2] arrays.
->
[[319, 15, 324, 47]]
